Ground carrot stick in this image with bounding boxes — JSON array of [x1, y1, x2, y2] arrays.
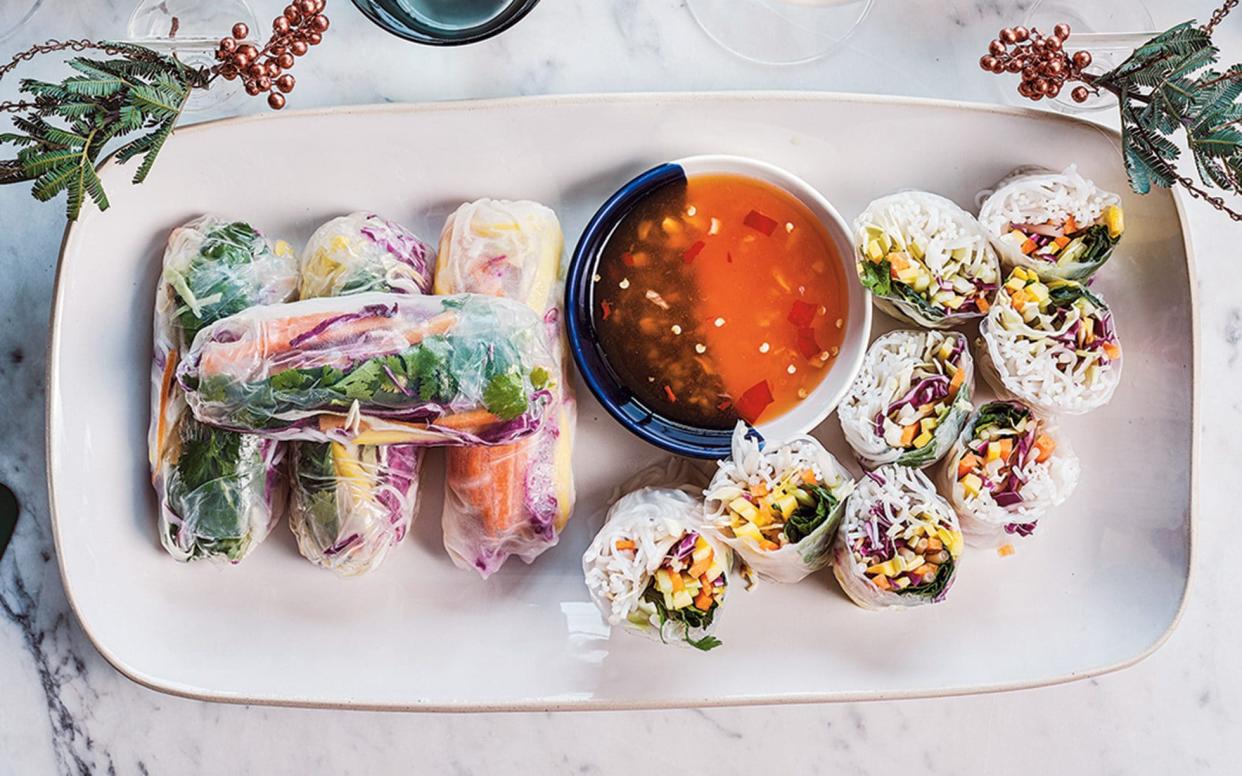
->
[[200, 312, 458, 376], [153, 350, 179, 463], [319, 408, 507, 441]]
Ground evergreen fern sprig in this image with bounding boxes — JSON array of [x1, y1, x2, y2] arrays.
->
[[0, 40, 203, 220]]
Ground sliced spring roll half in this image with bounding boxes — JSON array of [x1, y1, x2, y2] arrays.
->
[[978, 267, 1122, 415], [937, 401, 1079, 548], [435, 199, 577, 577], [177, 291, 558, 445], [149, 216, 298, 561], [703, 422, 854, 583], [854, 191, 1000, 328], [838, 330, 973, 469], [289, 215, 432, 575], [832, 466, 963, 609], [299, 212, 434, 298], [583, 487, 732, 651], [289, 441, 422, 575], [978, 165, 1124, 281]]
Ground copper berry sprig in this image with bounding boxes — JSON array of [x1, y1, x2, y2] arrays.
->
[[212, 0, 330, 110], [979, 24, 1095, 103], [979, 1, 1242, 221]]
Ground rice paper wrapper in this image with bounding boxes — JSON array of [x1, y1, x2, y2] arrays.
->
[[442, 396, 576, 576], [288, 441, 423, 575], [853, 191, 1000, 329], [435, 199, 577, 577], [148, 216, 297, 562], [299, 212, 434, 298], [583, 485, 733, 650], [977, 165, 1122, 281], [832, 466, 963, 610], [935, 401, 1079, 548], [977, 276, 1122, 415], [177, 291, 559, 445], [838, 330, 974, 470], [703, 423, 854, 584], [434, 198, 563, 312]]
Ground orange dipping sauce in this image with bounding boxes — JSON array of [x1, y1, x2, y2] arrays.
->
[[592, 173, 849, 428]]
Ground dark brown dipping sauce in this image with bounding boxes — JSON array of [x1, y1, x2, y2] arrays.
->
[[591, 173, 849, 429]]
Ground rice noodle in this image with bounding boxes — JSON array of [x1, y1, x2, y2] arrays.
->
[[977, 165, 1123, 281], [838, 330, 973, 469], [935, 401, 1079, 548], [978, 273, 1122, 415], [703, 423, 854, 583], [853, 191, 999, 328], [832, 466, 962, 610]]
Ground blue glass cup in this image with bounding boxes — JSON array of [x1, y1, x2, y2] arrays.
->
[[351, 0, 541, 46]]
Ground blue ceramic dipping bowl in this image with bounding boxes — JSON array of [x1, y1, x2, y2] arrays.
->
[[566, 155, 871, 459], [351, 0, 541, 46]]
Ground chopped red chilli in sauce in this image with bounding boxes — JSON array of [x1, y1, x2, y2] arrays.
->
[[788, 299, 817, 327], [735, 380, 775, 424], [592, 173, 849, 428], [743, 209, 780, 237]]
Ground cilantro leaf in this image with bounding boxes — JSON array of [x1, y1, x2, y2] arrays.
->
[[483, 371, 528, 420], [270, 369, 312, 391], [641, 583, 723, 651], [857, 258, 893, 297], [334, 359, 386, 401]]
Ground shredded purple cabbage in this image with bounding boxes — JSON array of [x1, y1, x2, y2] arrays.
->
[[359, 217, 433, 293], [1004, 522, 1037, 537], [874, 374, 951, 436], [287, 303, 398, 348]]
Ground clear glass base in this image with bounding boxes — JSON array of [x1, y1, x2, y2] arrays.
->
[[999, 0, 1156, 114], [0, 0, 43, 43], [688, 0, 873, 66], [125, 0, 260, 113]]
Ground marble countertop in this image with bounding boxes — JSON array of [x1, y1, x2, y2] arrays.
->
[[0, 0, 1235, 773]]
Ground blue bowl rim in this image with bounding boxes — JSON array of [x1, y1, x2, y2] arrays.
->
[[350, 0, 542, 46], [566, 160, 756, 459]]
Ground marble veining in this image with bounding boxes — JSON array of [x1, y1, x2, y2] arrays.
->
[[1, 0, 1238, 773]]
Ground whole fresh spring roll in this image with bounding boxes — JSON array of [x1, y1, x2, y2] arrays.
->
[[148, 216, 298, 561], [937, 401, 1079, 548], [854, 191, 1000, 328], [289, 442, 422, 575], [583, 485, 732, 651], [287, 214, 431, 575], [177, 291, 558, 445], [977, 165, 1124, 281], [703, 422, 854, 584], [838, 330, 974, 470], [832, 466, 963, 610], [435, 199, 577, 577], [299, 212, 434, 298], [978, 267, 1122, 415]]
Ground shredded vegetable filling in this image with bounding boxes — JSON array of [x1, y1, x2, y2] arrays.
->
[[855, 192, 999, 323], [874, 335, 968, 453], [1001, 205, 1123, 268], [853, 511, 960, 595], [997, 267, 1120, 377], [630, 532, 727, 648], [722, 469, 837, 550], [955, 402, 1055, 534]]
